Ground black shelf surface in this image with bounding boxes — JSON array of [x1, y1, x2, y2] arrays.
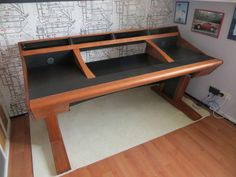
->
[[25, 51, 87, 99], [162, 47, 209, 61], [72, 34, 113, 44], [87, 54, 163, 76], [20, 26, 179, 51], [22, 39, 70, 50], [25, 51, 213, 100], [152, 37, 210, 61]]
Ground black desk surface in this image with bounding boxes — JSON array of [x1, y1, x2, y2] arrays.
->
[[25, 47, 212, 100]]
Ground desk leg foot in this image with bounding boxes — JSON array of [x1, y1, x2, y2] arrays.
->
[[45, 114, 71, 174]]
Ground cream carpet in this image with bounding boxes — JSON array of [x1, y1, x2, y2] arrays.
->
[[30, 86, 194, 177]]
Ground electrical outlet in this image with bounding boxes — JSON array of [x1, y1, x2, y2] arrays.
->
[[209, 86, 224, 97], [222, 91, 232, 100]]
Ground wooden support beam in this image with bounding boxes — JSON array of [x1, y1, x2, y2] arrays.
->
[[146, 43, 169, 63], [73, 49, 96, 79], [146, 40, 174, 63], [174, 76, 191, 101], [45, 113, 71, 174]]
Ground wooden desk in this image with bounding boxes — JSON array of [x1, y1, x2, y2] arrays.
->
[[19, 26, 223, 174]]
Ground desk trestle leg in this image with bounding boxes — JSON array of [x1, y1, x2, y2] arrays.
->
[[151, 75, 202, 121], [45, 113, 71, 174]]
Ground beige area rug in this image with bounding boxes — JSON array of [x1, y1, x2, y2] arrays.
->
[[30, 86, 194, 177], [182, 96, 210, 119]]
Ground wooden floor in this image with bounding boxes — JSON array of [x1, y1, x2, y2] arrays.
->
[[8, 115, 33, 177], [9, 115, 236, 177]]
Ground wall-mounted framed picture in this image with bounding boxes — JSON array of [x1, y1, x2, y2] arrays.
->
[[228, 7, 236, 41], [191, 9, 224, 38], [174, 1, 189, 24]]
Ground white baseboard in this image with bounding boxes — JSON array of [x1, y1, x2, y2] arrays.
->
[[222, 113, 236, 124], [186, 93, 236, 124], [216, 110, 236, 124]]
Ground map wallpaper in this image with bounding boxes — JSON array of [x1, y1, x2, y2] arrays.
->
[[0, 0, 174, 116]]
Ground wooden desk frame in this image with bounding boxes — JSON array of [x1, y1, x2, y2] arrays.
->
[[19, 26, 223, 174]]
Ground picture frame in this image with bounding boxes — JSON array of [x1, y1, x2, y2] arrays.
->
[[228, 7, 236, 41], [191, 9, 224, 38], [174, 1, 189, 24]]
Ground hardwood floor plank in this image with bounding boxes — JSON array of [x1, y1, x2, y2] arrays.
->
[[187, 122, 236, 175], [166, 129, 233, 177], [68, 167, 92, 177], [123, 146, 159, 176], [102, 171, 115, 177], [87, 159, 111, 177], [153, 137, 206, 177], [113, 153, 141, 177], [196, 118, 236, 150], [104, 157, 129, 177], [142, 141, 172, 168], [202, 118, 236, 144], [8, 115, 33, 177]]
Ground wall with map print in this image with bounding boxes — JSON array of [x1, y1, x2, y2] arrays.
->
[[0, 0, 174, 116]]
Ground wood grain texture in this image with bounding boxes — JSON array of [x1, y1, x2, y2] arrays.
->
[[146, 39, 174, 63], [31, 103, 69, 120], [146, 43, 168, 63], [73, 49, 96, 79], [174, 76, 190, 101], [45, 113, 71, 174], [8, 115, 33, 177], [0, 104, 8, 131], [0, 124, 6, 150], [63, 116, 236, 177], [192, 65, 221, 78]]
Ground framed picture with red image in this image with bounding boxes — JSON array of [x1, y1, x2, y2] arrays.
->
[[192, 9, 224, 38]]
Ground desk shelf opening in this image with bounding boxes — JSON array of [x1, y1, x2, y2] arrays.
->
[[24, 50, 89, 99], [81, 41, 168, 76]]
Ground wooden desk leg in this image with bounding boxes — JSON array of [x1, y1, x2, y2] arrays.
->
[[151, 76, 202, 121], [45, 113, 71, 174], [173, 76, 190, 101]]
